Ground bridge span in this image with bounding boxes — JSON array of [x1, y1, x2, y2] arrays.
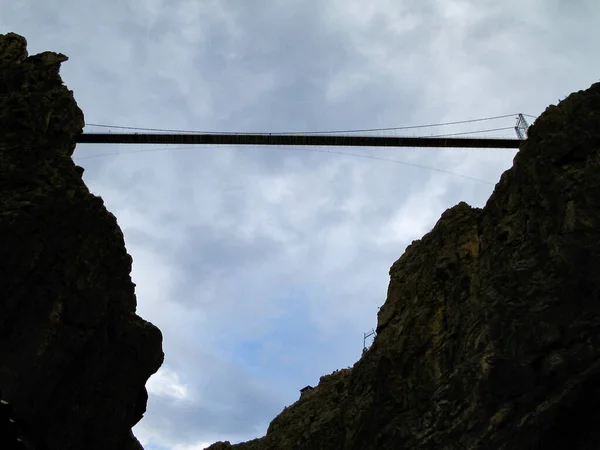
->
[[77, 133, 521, 149]]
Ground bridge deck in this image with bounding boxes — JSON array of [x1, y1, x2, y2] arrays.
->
[[77, 133, 521, 149]]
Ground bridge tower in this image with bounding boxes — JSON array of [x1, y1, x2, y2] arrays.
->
[[514, 113, 530, 140]]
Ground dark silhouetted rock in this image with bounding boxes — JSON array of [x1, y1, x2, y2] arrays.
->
[[206, 82, 600, 449], [0, 393, 31, 449], [0, 32, 164, 450]]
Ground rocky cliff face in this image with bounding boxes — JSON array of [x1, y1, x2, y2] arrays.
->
[[0, 33, 164, 450], [207, 82, 600, 450]]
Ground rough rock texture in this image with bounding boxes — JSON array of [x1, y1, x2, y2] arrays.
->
[[0, 33, 164, 450], [207, 82, 600, 450], [0, 391, 28, 449]]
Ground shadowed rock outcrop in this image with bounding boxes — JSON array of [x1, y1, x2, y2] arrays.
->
[[207, 82, 600, 449], [0, 32, 163, 450]]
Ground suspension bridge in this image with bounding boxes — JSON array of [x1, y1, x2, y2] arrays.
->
[[76, 114, 532, 149]]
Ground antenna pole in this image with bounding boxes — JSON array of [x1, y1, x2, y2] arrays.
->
[[362, 329, 376, 353]]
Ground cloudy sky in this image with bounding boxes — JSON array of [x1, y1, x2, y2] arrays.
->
[[3, 1, 600, 448]]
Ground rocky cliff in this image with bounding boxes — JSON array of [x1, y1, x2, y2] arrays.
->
[[207, 82, 600, 450], [0, 33, 164, 450]]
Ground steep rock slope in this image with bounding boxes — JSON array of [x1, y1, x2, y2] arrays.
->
[[0, 33, 164, 450], [208, 82, 600, 450]]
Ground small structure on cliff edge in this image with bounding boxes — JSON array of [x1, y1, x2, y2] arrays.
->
[[299, 386, 314, 400]]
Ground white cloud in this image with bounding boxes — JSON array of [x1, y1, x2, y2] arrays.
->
[[147, 367, 190, 401], [129, 0, 165, 28], [378, 185, 447, 246]]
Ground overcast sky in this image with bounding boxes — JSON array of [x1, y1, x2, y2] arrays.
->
[[3, 1, 600, 449]]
